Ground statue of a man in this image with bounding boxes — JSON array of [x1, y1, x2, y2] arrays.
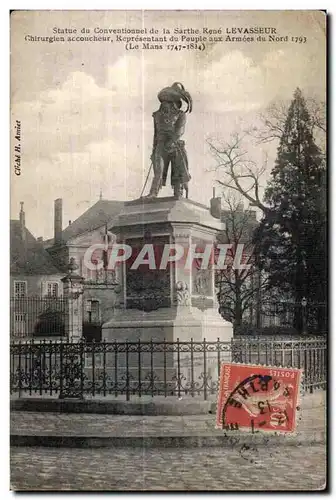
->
[[145, 82, 192, 199]]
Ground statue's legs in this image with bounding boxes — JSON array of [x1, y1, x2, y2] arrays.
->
[[171, 143, 190, 200], [146, 154, 164, 198]]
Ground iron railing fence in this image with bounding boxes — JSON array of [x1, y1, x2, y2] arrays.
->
[[10, 297, 67, 339], [11, 297, 327, 340], [258, 301, 327, 329], [10, 337, 327, 399], [220, 301, 327, 333]]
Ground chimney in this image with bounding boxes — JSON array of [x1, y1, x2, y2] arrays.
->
[[247, 203, 257, 221], [19, 202, 25, 242], [210, 187, 222, 219], [54, 198, 63, 245], [247, 210, 257, 221]]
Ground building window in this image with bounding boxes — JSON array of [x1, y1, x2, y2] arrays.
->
[[14, 281, 27, 299], [86, 300, 100, 323], [46, 282, 59, 297], [13, 313, 27, 336]]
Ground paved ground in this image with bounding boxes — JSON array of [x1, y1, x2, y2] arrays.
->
[[10, 392, 327, 491], [10, 391, 326, 438], [10, 445, 326, 491]]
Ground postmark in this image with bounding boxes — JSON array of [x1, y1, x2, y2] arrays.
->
[[216, 363, 302, 433]]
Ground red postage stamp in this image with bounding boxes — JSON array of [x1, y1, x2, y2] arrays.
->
[[216, 363, 302, 433]]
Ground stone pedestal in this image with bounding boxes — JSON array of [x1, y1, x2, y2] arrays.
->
[[103, 197, 233, 342], [102, 197, 233, 386]]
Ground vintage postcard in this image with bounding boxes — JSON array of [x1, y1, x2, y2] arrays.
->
[[10, 10, 327, 491]]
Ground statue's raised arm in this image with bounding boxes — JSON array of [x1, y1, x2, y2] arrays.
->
[[144, 83, 192, 199]]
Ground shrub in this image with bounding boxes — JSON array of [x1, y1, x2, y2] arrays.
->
[[235, 324, 301, 337], [82, 322, 102, 343], [34, 310, 65, 337]]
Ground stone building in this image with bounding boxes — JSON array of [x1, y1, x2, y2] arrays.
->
[[10, 203, 64, 338], [44, 196, 124, 326], [10, 203, 64, 299]]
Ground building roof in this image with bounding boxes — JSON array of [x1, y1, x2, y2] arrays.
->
[[52, 199, 125, 244], [10, 220, 62, 275]]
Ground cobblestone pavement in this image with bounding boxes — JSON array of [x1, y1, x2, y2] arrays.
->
[[10, 400, 326, 437], [10, 445, 326, 491]]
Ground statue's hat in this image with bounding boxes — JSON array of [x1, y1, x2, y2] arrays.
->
[[157, 82, 192, 113]]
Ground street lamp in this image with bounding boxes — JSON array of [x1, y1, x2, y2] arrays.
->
[[301, 297, 307, 335]]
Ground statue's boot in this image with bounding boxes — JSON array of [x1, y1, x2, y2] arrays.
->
[[143, 186, 161, 199], [173, 183, 183, 199]]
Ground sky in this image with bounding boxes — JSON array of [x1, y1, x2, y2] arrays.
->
[[10, 10, 326, 239]]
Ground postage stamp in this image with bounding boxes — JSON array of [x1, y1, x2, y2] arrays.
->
[[216, 363, 303, 433]]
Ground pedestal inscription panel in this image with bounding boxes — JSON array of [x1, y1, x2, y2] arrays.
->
[[126, 236, 171, 311]]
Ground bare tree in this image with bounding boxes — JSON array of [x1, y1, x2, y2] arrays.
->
[[210, 93, 326, 332], [207, 132, 269, 214], [306, 97, 326, 134], [251, 96, 326, 151], [215, 193, 270, 330], [207, 95, 325, 216]]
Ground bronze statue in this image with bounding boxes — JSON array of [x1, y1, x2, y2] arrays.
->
[[144, 82, 192, 199]]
